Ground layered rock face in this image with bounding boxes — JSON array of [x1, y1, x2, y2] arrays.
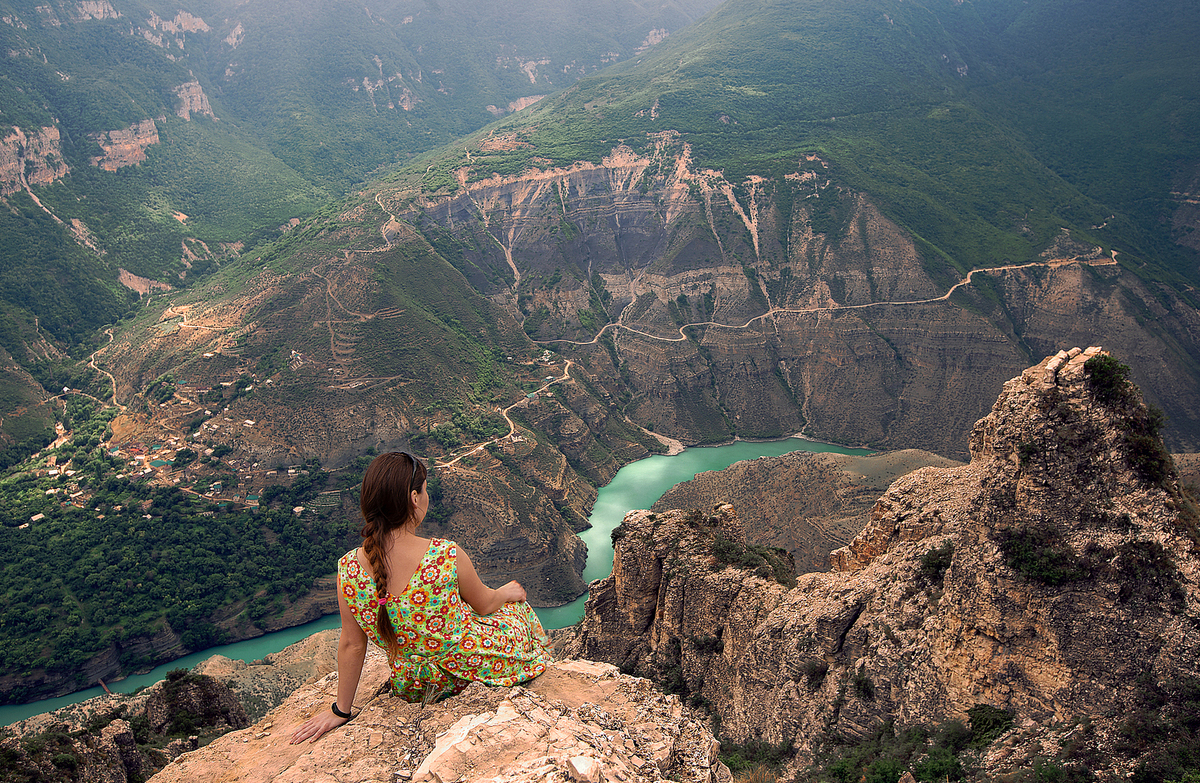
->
[[90, 119, 160, 171], [399, 140, 1200, 454], [0, 125, 68, 195], [563, 349, 1200, 777]]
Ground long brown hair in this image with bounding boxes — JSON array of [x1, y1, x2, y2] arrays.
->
[[359, 452, 428, 654]]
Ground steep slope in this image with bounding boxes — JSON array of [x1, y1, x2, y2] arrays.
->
[[564, 349, 1200, 780], [382, 138, 1200, 454]]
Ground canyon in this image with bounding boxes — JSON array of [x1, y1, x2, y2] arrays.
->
[[5, 350, 1197, 781]]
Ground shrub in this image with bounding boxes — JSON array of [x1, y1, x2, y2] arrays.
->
[[852, 670, 876, 701], [914, 746, 963, 781], [998, 527, 1087, 585], [919, 541, 954, 584], [803, 658, 829, 688], [1085, 354, 1132, 405], [1124, 405, 1171, 486], [720, 738, 795, 776], [968, 704, 1014, 746]]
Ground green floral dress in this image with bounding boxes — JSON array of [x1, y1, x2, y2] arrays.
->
[[338, 538, 551, 701]]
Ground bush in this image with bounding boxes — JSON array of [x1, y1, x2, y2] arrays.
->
[[803, 658, 829, 688], [968, 704, 1014, 746], [919, 541, 954, 584], [720, 738, 795, 776], [998, 527, 1087, 585], [1124, 405, 1171, 486], [852, 670, 876, 701], [1085, 354, 1132, 405], [914, 747, 963, 781]]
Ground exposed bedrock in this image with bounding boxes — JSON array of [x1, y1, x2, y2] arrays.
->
[[562, 349, 1200, 778]]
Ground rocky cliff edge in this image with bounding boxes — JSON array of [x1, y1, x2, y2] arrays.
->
[[563, 348, 1200, 779], [148, 649, 727, 783]]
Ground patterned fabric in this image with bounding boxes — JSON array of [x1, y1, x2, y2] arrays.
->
[[338, 538, 551, 702]]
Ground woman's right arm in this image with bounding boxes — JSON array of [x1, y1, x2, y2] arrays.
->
[[457, 547, 526, 615], [290, 579, 369, 744]]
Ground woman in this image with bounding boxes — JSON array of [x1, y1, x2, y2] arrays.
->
[[291, 452, 551, 743]]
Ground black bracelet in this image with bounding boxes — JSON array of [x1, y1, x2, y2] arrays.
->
[[331, 701, 353, 720]]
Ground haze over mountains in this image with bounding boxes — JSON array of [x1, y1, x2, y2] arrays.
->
[[1, 0, 1199, 709]]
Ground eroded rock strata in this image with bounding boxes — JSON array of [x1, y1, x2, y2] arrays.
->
[[563, 349, 1200, 779]]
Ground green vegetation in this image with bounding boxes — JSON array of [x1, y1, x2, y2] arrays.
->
[[998, 526, 1087, 586], [721, 737, 795, 778], [0, 402, 358, 704], [918, 541, 954, 585], [0, 671, 243, 781], [447, 0, 1200, 306], [1085, 354, 1133, 405], [808, 706, 1015, 782], [1116, 676, 1200, 783], [711, 533, 796, 587], [1084, 355, 1175, 486]]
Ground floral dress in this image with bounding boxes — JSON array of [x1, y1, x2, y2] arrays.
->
[[338, 538, 551, 701]]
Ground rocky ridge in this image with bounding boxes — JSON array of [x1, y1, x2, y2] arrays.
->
[[563, 349, 1200, 779], [149, 648, 727, 783], [392, 137, 1200, 454]]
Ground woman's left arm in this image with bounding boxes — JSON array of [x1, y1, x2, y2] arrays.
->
[[457, 547, 527, 615], [290, 579, 369, 743]]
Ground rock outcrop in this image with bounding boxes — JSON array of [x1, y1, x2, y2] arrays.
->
[[653, 448, 962, 573], [563, 349, 1200, 779], [150, 647, 728, 783], [90, 119, 160, 171], [0, 672, 247, 783], [173, 80, 214, 120], [0, 125, 68, 196]]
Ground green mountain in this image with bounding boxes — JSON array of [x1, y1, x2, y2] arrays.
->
[[0, 0, 719, 467], [455, 0, 1200, 286]]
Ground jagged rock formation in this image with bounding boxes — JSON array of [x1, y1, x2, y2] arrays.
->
[[90, 119, 160, 171], [0, 125, 68, 196], [563, 349, 1200, 779], [149, 646, 728, 783], [653, 448, 962, 573], [172, 80, 214, 120]]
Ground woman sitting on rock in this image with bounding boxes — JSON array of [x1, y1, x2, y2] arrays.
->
[[291, 451, 551, 743]]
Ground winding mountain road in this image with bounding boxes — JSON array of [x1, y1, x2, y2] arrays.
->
[[437, 359, 575, 468], [535, 255, 1119, 347]]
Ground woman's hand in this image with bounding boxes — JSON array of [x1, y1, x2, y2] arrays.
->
[[496, 580, 527, 604], [290, 706, 350, 744]]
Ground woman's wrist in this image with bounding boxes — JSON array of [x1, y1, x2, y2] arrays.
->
[[331, 701, 353, 720]]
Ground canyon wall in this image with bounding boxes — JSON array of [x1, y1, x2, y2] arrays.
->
[[401, 141, 1200, 456]]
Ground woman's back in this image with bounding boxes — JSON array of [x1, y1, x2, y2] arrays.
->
[[339, 538, 548, 702]]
